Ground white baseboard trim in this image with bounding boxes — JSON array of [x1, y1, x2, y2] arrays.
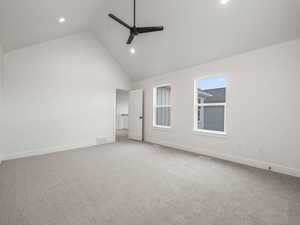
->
[[146, 137, 300, 178], [4, 138, 115, 161]]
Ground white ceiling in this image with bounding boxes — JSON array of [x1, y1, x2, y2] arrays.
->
[[0, 0, 104, 50], [1, 0, 300, 80]]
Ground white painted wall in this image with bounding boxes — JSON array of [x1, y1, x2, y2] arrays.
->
[[116, 90, 129, 129], [0, 44, 4, 163], [134, 39, 300, 177], [2, 33, 131, 160]]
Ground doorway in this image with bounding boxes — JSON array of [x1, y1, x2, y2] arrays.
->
[[116, 89, 129, 142]]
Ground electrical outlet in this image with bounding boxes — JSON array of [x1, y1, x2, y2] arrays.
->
[[268, 166, 272, 171]]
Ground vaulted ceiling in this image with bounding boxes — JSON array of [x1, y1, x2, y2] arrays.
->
[[0, 0, 103, 50], [1, 0, 300, 80]]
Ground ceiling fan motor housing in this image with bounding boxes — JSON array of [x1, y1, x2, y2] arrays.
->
[[108, 0, 164, 44]]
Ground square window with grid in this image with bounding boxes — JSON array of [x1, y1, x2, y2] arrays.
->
[[194, 76, 226, 133]]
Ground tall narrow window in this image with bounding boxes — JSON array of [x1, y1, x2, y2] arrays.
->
[[153, 85, 171, 128], [194, 75, 227, 134]]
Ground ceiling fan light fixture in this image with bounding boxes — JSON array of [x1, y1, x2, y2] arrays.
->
[[130, 47, 136, 54]]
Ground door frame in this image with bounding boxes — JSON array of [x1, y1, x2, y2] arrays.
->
[[114, 88, 130, 142]]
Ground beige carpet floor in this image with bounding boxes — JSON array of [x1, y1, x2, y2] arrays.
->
[[0, 139, 300, 225]]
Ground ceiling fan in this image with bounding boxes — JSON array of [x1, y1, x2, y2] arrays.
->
[[108, 0, 164, 45]]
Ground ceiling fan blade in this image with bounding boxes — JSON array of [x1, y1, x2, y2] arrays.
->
[[108, 14, 131, 29], [126, 33, 135, 44], [136, 26, 164, 34]]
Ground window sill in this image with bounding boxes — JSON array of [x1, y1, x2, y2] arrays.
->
[[152, 125, 171, 131], [193, 129, 227, 137]]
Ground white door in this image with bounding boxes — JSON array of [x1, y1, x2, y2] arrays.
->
[[128, 89, 143, 141]]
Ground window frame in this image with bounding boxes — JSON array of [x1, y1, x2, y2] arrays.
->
[[193, 75, 227, 135], [153, 84, 172, 129]]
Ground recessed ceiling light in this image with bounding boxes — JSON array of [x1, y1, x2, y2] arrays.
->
[[58, 17, 66, 23], [130, 47, 136, 54], [220, 0, 231, 5]]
